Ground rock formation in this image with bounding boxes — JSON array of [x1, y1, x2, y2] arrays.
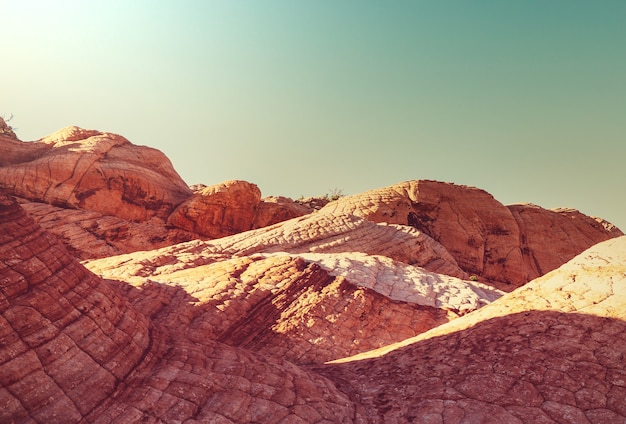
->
[[168, 180, 264, 238], [2, 124, 625, 423], [252, 195, 313, 229], [320, 235, 626, 422], [0, 126, 192, 221], [0, 194, 365, 422], [3, 189, 626, 423], [17, 198, 198, 260], [322, 180, 622, 288]]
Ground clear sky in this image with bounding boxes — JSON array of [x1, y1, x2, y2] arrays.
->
[[2, 1, 625, 229]]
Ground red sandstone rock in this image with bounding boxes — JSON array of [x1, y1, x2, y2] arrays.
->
[[320, 236, 626, 422], [18, 198, 199, 260], [167, 180, 262, 238], [0, 126, 192, 221], [322, 180, 622, 288], [3, 187, 626, 423], [252, 195, 312, 229], [0, 194, 366, 422]]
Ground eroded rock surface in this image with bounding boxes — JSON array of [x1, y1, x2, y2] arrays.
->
[[322, 180, 622, 288], [321, 236, 626, 422], [18, 198, 199, 260], [0, 127, 192, 221], [87, 211, 468, 279], [252, 195, 313, 229], [167, 180, 262, 238], [0, 194, 367, 422]]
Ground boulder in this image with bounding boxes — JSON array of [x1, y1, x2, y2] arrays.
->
[[167, 180, 262, 238]]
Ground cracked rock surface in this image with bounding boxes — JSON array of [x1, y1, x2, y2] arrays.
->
[[321, 236, 626, 422], [1, 125, 625, 423]]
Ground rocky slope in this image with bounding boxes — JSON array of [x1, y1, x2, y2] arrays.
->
[[320, 236, 626, 422], [2, 192, 625, 423], [322, 180, 622, 289], [1, 123, 625, 423]]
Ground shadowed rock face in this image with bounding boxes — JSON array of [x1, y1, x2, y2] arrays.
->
[[320, 236, 626, 422], [321, 310, 626, 423], [0, 193, 152, 422], [3, 190, 626, 423], [0, 194, 366, 422]]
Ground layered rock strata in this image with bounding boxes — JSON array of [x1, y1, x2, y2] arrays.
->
[[320, 236, 626, 422], [0, 127, 192, 221], [322, 180, 622, 287], [0, 194, 366, 422]]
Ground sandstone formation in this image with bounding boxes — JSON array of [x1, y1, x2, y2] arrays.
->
[[322, 180, 622, 288], [0, 126, 192, 221], [2, 123, 626, 423], [321, 236, 626, 422], [3, 189, 626, 423], [18, 198, 198, 260], [86, 211, 468, 280], [0, 194, 366, 422], [167, 180, 261, 237], [252, 195, 313, 229]]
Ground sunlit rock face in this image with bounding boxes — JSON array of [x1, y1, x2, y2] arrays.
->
[[2, 124, 625, 423], [320, 236, 626, 422], [0, 126, 193, 221], [322, 179, 622, 289]]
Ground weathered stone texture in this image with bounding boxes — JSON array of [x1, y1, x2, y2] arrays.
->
[[0, 194, 151, 422], [322, 180, 622, 288], [167, 180, 262, 238], [0, 127, 192, 221], [321, 236, 626, 422], [252, 195, 312, 229], [18, 198, 199, 260], [0, 194, 367, 422]]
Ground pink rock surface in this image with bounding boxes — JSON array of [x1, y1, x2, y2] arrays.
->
[[322, 236, 626, 422], [0, 127, 192, 221], [167, 180, 262, 238], [322, 180, 621, 288]]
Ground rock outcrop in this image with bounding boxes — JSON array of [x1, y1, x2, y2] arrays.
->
[[320, 236, 626, 422], [3, 189, 626, 423], [0, 193, 152, 422], [0, 127, 192, 221], [86, 211, 468, 280], [18, 198, 198, 260], [252, 195, 313, 229], [167, 180, 262, 238], [0, 194, 366, 422], [2, 122, 625, 423], [322, 180, 622, 288]]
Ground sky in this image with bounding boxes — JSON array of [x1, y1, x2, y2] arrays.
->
[[2, 0, 625, 229]]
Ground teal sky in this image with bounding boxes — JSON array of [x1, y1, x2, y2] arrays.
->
[[3, 1, 625, 229]]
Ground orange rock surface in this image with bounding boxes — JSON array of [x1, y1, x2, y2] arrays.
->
[[1, 125, 625, 423], [323, 180, 621, 288], [0, 127, 192, 221]]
